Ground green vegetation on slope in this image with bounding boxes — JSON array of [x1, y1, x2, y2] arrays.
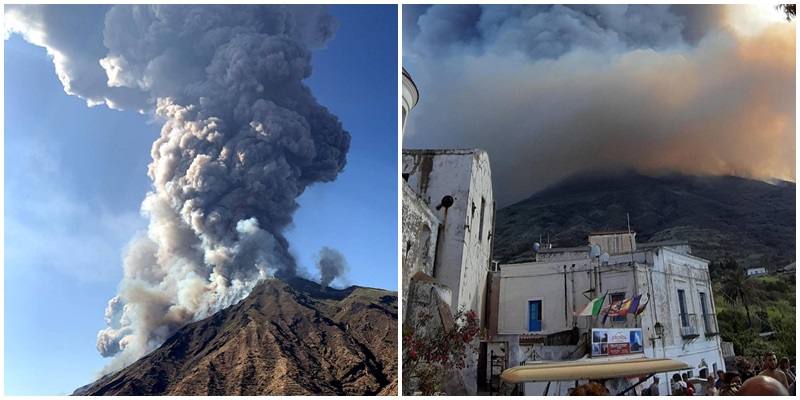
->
[[712, 259, 795, 362]]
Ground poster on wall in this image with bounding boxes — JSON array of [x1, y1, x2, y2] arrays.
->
[[591, 328, 644, 357]]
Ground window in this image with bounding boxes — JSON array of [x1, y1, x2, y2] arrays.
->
[[528, 300, 542, 332], [678, 290, 688, 327], [700, 292, 711, 333], [479, 197, 486, 241], [610, 292, 626, 322]]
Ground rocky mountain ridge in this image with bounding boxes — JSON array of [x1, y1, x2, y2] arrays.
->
[[494, 170, 795, 268], [76, 277, 398, 396]]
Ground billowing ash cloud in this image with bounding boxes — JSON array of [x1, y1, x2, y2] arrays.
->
[[403, 5, 795, 206], [316, 246, 349, 289], [6, 5, 350, 372]]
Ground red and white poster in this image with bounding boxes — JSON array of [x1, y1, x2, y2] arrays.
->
[[591, 328, 644, 357]]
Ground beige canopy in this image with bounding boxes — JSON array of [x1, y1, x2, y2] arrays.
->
[[500, 357, 691, 384]]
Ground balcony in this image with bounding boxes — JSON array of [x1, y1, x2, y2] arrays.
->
[[679, 313, 700, 339], [702, 313, 719, 336]]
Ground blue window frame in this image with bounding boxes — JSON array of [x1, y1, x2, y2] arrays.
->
[[529, 300, 542, 331]]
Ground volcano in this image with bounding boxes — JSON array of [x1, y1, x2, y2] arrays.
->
[[493, 170, 795, 268], [75, 277, 397, 395]]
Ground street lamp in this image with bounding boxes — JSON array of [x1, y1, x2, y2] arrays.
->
[[654, 322, 664, 337], [649, 322, 664, 347]]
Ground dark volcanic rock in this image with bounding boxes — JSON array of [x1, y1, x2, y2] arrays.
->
[[78, 278, 397, 396], [494, 170, 795, 268]]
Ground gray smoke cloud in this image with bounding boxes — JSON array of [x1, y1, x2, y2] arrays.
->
[[403, 5, 795, 206], [316, 246, 349, 289], [6, 5, 350, 373]]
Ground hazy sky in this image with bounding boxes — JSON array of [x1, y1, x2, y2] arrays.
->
[[403, 5, 795, 206], [5, 5, 397, 395]]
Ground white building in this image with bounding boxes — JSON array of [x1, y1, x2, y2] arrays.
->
[[403, 149, 495, 319], [401, 69, 496, 395], [746, 267, 767, 277], [402, 67, 419, 134], [491, 233, 724, 395]]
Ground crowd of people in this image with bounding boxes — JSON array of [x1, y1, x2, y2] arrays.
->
[[646, 352, 794, 396], [567, 352, 795, 396]]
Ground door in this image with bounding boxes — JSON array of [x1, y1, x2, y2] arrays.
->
[[529, 300, 542, 331]]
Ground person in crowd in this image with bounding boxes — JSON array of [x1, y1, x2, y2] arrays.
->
[[779, 357, 795, 386], [671, 373, 688, 395], [648, 376, 660, 396], [759, 352, 790, 390], [569, 381, 609, 396], [737, 375, 789, 396], [718, 371, 741, 396], [706, 374, 718, 396], [682, 373, 695, 395], [715, 369, 725, 389], [742, 369, 755, 382]]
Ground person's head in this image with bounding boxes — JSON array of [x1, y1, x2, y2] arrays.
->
[[570, 382, 609, 396], [653, 376, 660, 383], [682, 372, 689, 381], [673, 373, 682, 383], [723, 371, 742, 386], [780, 357, 790, 369], [737, 375, 789, 396], [707, 374, 715, 384], [765, 352, 778, 370]]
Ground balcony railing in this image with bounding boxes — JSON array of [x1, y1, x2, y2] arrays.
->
[[702, 313, 719, 336], [679, 313, 701, 338]]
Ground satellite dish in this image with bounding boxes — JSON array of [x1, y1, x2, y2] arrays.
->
[[534, 242, 540, 252], [601, 253, 610, 264], [590, 244, 601, 258]]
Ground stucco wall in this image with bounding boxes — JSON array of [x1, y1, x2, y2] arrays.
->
[[458, 151, 493, 320], [401, 182, 441, 321], [403, 149, 494, 318], [644, 248, 723, 392]]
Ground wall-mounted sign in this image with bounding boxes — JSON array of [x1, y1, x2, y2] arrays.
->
[[591, 328, 644, 357]]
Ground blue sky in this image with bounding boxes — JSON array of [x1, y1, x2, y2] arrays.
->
[[4, 5, 398, 395]]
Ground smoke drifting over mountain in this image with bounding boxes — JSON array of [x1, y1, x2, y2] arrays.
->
[[316, 246, 349, 289], [403, 5, 795, 206], [6, 5, 350, 372]]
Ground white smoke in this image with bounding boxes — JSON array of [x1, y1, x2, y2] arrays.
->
[[6, 5, 351, 372]]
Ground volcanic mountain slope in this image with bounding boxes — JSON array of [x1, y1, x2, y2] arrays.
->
[[494, 170, 795, 268], [79, 277, 397, 396]]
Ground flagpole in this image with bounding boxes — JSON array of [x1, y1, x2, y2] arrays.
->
[[628, 212, 639, 328]]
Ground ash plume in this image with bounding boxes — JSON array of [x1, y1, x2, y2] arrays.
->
[[316, 247, 349, 289], [6, 5, 350, 372], [403, 5, 795, 206]]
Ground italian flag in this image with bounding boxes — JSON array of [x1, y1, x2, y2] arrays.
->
[[574, 294, 606, 317]]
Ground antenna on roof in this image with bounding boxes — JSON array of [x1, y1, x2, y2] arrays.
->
[[601, 252, 610, 264], [628, 213, 636, 267]]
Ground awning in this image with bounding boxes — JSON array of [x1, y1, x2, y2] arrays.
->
[[500, 357, 691, 384]]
